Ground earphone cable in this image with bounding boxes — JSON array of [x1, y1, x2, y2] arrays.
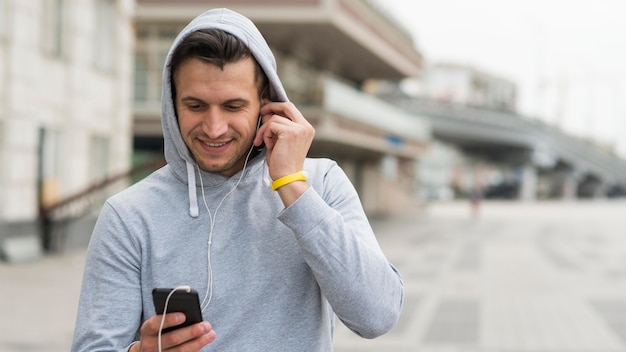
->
[[198, 140, 257, 311], [158, 285, 191, 352]]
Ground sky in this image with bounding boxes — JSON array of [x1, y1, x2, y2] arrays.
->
[[380, 0, 626, 158]]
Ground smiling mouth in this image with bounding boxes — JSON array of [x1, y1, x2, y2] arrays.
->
[[202, 141, 228, 147], [198, 139, 233, 154]]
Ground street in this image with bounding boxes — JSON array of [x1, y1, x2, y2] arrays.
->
[[2, 200, 626, 351], [335, 200, 626, 352]]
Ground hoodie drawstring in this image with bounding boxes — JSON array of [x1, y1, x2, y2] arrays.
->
[[186, 161, 199, 217]]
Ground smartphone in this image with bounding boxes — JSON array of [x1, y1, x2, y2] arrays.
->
[[152, 287, 203, 333]]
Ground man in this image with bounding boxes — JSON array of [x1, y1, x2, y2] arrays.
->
[[72, 8, 403, 352]]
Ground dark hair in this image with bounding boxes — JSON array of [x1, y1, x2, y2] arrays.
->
[[169, 29, 269, 101]]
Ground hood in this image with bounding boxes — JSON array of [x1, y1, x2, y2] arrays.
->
[[160, 8, 289, 217]]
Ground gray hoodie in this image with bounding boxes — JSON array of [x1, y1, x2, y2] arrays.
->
[[72, 8, 402, 352]]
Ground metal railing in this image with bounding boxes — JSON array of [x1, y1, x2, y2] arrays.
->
[[39, 157, 166, 253]]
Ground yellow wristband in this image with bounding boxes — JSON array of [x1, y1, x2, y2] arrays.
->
[[271, 171, 308, 191]]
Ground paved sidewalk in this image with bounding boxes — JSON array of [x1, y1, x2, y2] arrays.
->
[[334, 200, 626, 352], [0, 246, 85, 351], [2, 200, 626, 351]]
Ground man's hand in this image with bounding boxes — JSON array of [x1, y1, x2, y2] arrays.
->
[[255, 101, 315, 178], [254, 101, 315, 206], [131, 313, 216, 351]]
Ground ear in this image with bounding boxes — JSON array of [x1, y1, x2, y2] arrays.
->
[[259, 84, 270, 102], [254, 115, 265, 151]]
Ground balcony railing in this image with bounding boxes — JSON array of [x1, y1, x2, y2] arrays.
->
[[288, 73, 431, 143]]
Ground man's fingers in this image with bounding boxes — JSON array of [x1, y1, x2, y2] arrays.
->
[[159, 322, 214, 349], [260, 101, 302, 122], [145, 313, 186, 335], [141, 314, 215, 350]]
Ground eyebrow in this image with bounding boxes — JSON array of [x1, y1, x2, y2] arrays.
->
[[180, 96, 205, 104], [222, 98, 250, 105], [180, 96, 250, 105]]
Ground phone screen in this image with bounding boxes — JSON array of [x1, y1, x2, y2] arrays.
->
[[152, 288, 203, 333]]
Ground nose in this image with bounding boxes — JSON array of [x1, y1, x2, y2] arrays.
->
[[201, 107, 228, 139]]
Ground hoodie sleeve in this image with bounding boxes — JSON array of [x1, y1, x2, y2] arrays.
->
[[277, 161, 403, 338], [71, 202, 143, 352]]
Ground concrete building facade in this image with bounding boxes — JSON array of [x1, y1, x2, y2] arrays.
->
[[133, 0, 431, 215], [1, 0, 430, 259], [0, 0, 135, 251], [404, 63, 518, 113]]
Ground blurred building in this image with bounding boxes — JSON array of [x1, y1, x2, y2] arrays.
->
[[376, 61, 626, 201], [133, 0, 431, 215], [0, 0, 431, 259], [0, 0, 135, 256], [403, 63, 517, 112]]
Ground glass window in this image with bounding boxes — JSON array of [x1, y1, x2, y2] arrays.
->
[[133, 51, 149, 102], [39, 128, 62, 206], [0, 0, 7, 38], [41, 0, 65, 58], [0, 121, 4, 212], [89, 135, 109, 181], [0, 121, 4, 178], [133, 25, 180, 106], [158, 28, 179, 40], [94, 0, 116, 72], [41, 128, 61, 180]]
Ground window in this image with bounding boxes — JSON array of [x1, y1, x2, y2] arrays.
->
[[0, 121, 4, 180], [41, 0, 66, 58], [89, 135, 109, 182], [134, 25, 181, 107], [40, 128, 61, 181], [0, 121, 5, 217], [133, 47, 149, 102], [89, 135, 110, 205], [0, 0, 7, 39], [38, 128, 62, 206], [94, 0, 116, 72]]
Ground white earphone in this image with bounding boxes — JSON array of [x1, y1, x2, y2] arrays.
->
[[158, 285, 193, 351], [198, 115, 263, 311]]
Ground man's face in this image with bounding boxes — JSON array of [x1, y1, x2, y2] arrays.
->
[[174, 57, 261, 176]]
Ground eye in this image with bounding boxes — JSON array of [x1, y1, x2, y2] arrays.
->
[[224, 104, 244, 112], [187, 103, 205, 112]]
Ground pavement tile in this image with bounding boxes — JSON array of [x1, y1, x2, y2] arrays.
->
[[3, 200, 626, 352]]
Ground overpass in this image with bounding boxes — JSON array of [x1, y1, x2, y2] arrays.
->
[[383, 95, 626, 199], [134, 0, 626, 206]]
